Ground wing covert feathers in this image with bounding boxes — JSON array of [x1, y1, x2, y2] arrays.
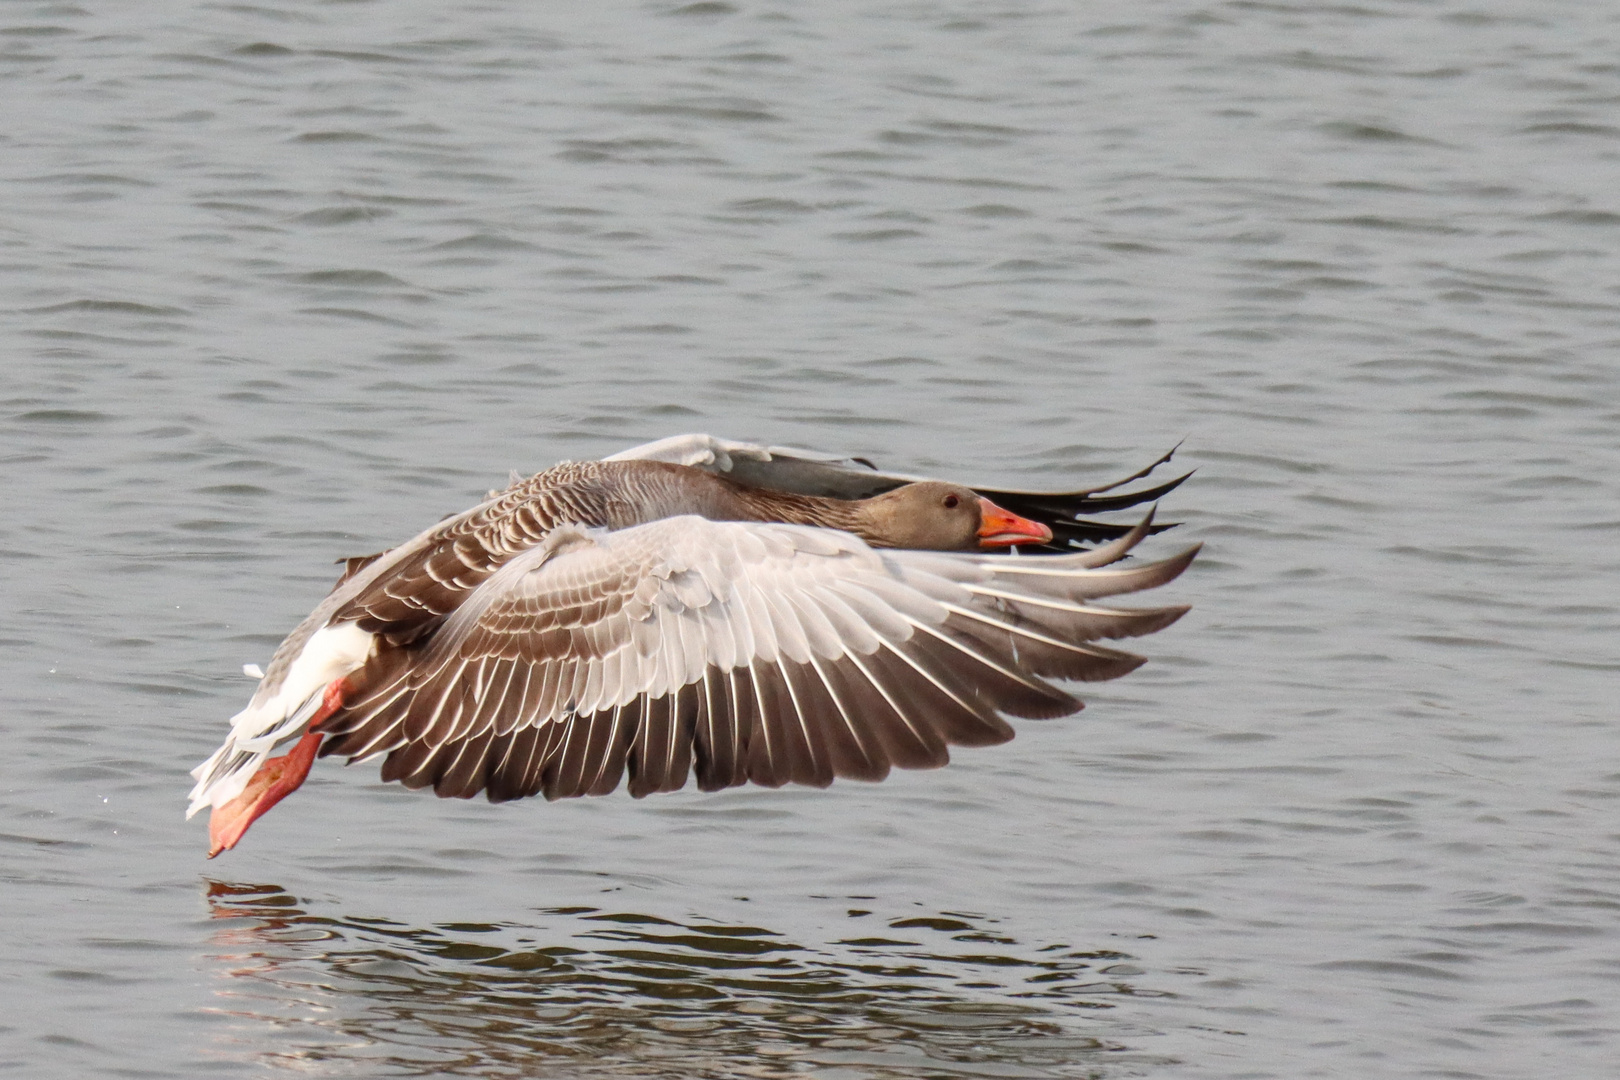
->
[[316, 514, 1197, 804]]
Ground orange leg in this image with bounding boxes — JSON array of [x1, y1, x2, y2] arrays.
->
[[207, 678, 349, 858]]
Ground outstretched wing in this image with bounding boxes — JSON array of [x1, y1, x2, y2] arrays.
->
[[318, 513, 1197, 804], [605, 433, 1191, 550]]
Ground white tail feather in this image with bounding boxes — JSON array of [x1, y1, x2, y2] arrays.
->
[[186, 622, 376, 818]]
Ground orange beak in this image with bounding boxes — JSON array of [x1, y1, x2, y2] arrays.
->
[[207, 730, 324, 858], [976, 497, 1054, 548], [204, 677, 350, 858]]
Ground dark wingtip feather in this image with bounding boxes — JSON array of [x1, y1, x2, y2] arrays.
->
[[1073, 444, 1181, 496], [1063, 470, 1195, 513], [1158, 604, 1192, 628], [991, 471, 1194, 520], [975, 448, 1193, 554]]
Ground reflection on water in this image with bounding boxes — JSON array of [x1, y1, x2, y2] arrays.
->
[[203, 881, 1174, 1078]]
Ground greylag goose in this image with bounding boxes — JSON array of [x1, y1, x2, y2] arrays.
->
[[190, 435, 1198, 856]]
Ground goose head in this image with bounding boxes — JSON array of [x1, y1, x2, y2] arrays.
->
[[855, 482, 1054, 550]]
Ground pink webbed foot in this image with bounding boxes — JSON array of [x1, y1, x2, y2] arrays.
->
[[206, 678, 348, 857]]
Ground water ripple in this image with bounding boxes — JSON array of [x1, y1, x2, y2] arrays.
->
[[203, 883, 1172, 1078]]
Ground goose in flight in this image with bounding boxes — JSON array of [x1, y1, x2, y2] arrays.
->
[[189, 434, 1197, 856]]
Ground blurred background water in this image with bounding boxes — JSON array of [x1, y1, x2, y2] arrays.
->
[[2, 1, 1618, 1077]]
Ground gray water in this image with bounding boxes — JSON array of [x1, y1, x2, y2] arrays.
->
[[3, 1, 1618, 1077]]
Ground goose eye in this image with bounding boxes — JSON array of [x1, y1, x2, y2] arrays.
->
[[943, 494, 960, 509]]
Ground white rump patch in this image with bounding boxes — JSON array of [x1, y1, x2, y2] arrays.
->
[[187, 622, 376, 817]]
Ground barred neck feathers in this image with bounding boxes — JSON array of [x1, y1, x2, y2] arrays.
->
[[437, 461, 1009, 569]]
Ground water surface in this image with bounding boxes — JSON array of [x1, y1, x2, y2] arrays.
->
[[3, 1, 1618, 1077]]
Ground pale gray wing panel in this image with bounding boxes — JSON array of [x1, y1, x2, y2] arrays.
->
[[319, 517, 1195, 803]]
